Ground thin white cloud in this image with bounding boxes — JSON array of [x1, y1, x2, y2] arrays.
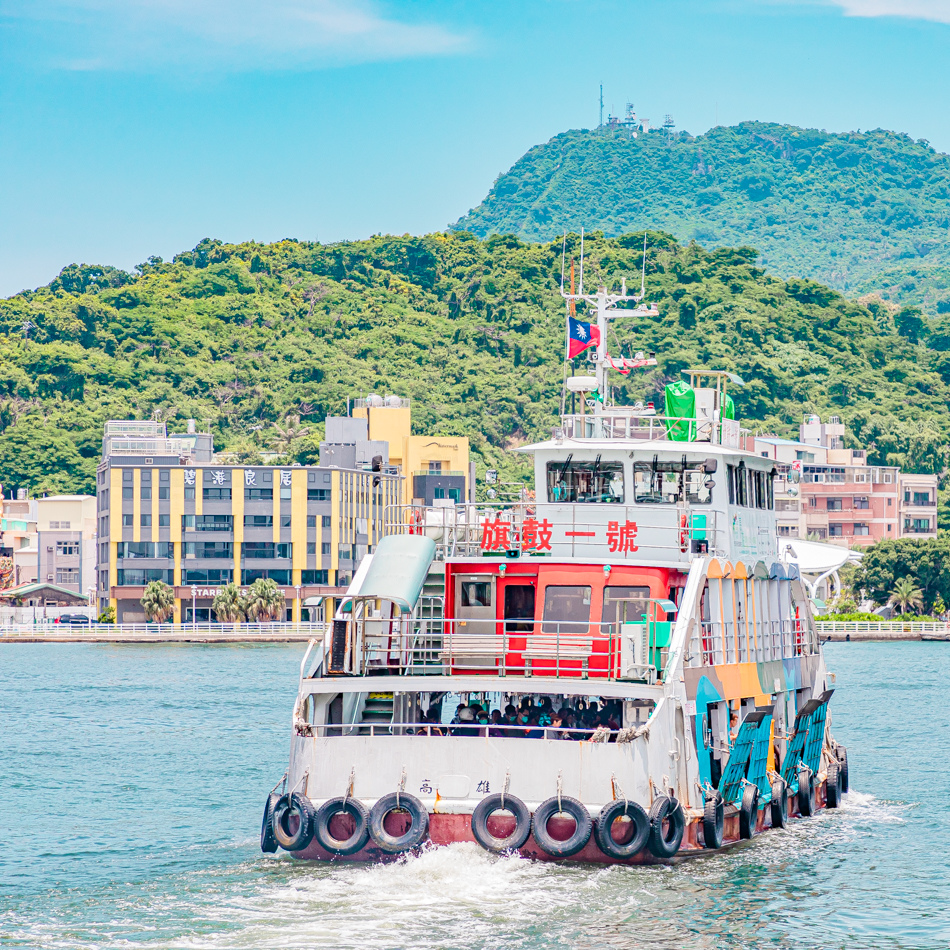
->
[[1, 0, 471, 71], [823, 0, 950, 24]]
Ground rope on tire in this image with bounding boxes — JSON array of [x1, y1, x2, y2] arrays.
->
[[342, 767, 355, 809], [397, 765, 407, 810], [501, 770, 510, 811], [557, 770, 563, 814], [611, 773, 629, 811]]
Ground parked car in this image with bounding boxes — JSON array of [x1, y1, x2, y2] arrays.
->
[[53, 614, 92, 624]]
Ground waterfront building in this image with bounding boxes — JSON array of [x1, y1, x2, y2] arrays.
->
[[95, 420, 401, 623], [754, 414, 938, 546]]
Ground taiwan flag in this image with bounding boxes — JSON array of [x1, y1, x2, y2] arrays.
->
[[567, 316, 600, 359]]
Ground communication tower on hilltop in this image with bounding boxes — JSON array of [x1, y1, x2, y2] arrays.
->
[[599, 84, 604, 128], [664, 114, 675, 141]]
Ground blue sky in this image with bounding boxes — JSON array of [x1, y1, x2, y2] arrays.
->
[[2, 0, 950, 296]]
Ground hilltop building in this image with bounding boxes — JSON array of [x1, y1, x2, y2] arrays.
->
[[754, 414, 938, 547]]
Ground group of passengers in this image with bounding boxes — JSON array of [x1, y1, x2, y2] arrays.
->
[[412, 696, 622, 740]]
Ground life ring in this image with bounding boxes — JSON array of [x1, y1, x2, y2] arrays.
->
[[594, 800, 650, 859], [408, 508, 423, 536], [272, 792, 315, 851], [739, 784, 759, 839], [368, 792, 429, 853], [647, 795, 684, 858], [770, 778, 788, 829], [798, 768, 816, 817], [260, 792, 279, 853], [825, 762, 842, 809], [531, 795, 593, 858], [471, 793, 532, 853], [313, 797, 370, 855], [702, 794, 724, 849], [837, 747, 850, 793]]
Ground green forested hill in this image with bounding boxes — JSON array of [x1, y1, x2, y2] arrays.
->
[[1, 231, 948, 497], [454, 123, 950, 311]]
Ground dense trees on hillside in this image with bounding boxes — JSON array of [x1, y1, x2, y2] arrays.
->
[[455, 123, 950, 312], [1, 231, 949, 498]]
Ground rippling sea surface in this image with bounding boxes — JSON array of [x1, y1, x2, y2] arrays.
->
[[1, 642, 948, 949]]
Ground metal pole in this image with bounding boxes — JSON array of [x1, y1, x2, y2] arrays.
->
[[191, 585, 197, 632]]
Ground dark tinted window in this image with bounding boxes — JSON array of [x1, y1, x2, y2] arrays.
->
[[461, 582, 492, 608], [542, 585, 591, 633], [547, 459, 623, 503]]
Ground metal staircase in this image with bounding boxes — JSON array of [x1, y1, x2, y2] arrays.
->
[[358, 692, 394, 735]]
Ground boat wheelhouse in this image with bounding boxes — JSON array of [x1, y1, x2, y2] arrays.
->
[[262, 280, 847, 865]]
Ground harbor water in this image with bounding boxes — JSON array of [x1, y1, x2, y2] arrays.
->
[[1, 642, 947, 949]]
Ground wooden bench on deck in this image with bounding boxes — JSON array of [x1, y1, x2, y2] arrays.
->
[[440, 635, 507, 671], [523, 635, 594, 678]]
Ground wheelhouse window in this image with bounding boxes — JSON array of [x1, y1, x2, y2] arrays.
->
[[542, 585, 592, 633], [547, 457, 624, 503], [634, 459, 712, 505]]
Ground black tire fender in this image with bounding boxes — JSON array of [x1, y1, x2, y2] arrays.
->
[[261, 792, 279, 853], [531, 795, 593, 858], [739, 784, 759, 840], [471, 793, 531, 853], [825, 762, 842, 809], [367, 792, 429, 853], [770, 778, 788, 829], [798, 769, 816, 817], [837, 747, 850, 793], [702, 794, 724, 849], [272, 792, 315, 851], [313, 797, 370, 855], [594, 800, 650, 859], [648, 795, 685, 859]]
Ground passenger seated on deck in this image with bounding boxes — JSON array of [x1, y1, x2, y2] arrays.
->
[[452, 706, 477, 736], [525, 715, 544, 739], [488, 710, 506, 738]]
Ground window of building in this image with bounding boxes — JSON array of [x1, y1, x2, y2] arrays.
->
[[159, 487, 169, 500], [116, 568, 174, 586], [906, 518, 932, 534], [808, 497, 817, 507], [306, 515, 316, 527], [307, 542, 316, 554], [339, 546, 353, 561], [184, 541, 233, 559], [542, 585, 592, 634], [854, 497, 869, 509], [301, 570, 329, 584], [123, 470, 133, 483], [244, 515, 273, 528], [183, 569, 232, 585], [322, 515, 331, 528], [828, 524, 844, 537], [321, 542, 331, 555], [547, 459, 624, 504], [140, 514, 151, 526], [241, 569, 291, 585], [307, 489, 331, 501], [242, 542, 292, 559], [777, 525, 796, 537], [912, 491, 932, 506], [428, 460, 443, 474], [160, 470, 169, 483], [246, 488, 273, 500], [159, 514, 170, 527], [56, 541, 80, 556], [141, 487, 151, 500], [813, 528, 827, 539], [185, 487, 195, 500], [280, 486, 292, 500], [122, 487, 133, 499], [827, 498, 842, 512], [122, 514, 133, 526], [854, 524, 869, 536], [56, 569, 80, 584], [203, 487, 232, 501], [117, 542, 174, 559], [887, 498, 893, 507], [280, 515, 292, 527], [883, 471, 893, 484]]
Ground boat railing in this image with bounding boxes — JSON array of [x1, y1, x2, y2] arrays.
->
[[319, 617, 671, 682], [0, 621, 327, 640], [558, 413, 749, 448], [692, 617, 817, 667], [294, 721, 626, 739], [383, 502, 727, 560]]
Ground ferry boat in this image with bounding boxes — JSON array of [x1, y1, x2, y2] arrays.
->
[[260, 266, 849, 864]]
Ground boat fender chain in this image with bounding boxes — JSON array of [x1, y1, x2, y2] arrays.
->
[[501, 770, 510, 811], [397, 766, 407, 809], [697, 781, 717, 802], [611, 773, 629, 811], [343, 768, 355, 809], [270, 771, 289, 797], [287, 769, 310, 798]]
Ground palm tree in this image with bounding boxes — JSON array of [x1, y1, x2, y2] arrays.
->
[[245, 578, 286, 622], [272, 414, 310, 454], [212, 583, 246, 623], [888, 577, 924, 616], [141, 580, 175, 623]]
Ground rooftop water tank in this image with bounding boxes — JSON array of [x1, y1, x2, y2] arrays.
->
[[366, 394, 384, 408], [384, 395, 403, 408]]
